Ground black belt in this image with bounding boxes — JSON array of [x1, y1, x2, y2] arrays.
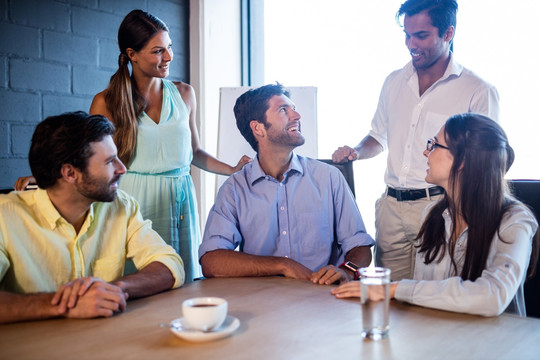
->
[[387, 186, 444, 202]]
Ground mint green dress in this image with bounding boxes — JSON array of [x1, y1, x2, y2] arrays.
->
[[119, 80, 201, 282]]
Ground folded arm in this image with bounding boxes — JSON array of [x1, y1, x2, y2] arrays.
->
[[112, 261, 176, 299], [200, 249, 313, 280], [0, 279, 127, 324], [0, 291, 62, 324]]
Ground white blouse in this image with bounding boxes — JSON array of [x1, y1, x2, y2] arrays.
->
[[395, 204, 538, 316]]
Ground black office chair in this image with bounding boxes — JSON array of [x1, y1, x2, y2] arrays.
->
[[317, 159, 355, 198], [508, 179, 540, 318]]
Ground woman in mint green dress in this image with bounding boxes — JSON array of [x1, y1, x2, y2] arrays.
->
[[90, 10, 251, 282]]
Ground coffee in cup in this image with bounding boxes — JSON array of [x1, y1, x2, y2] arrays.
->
[[182, 297, 228, 331]]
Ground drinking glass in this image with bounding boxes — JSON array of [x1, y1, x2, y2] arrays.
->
[[360, 267, 391, 340]]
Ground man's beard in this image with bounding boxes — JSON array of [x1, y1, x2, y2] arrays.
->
[[77, 172, 120, 202]]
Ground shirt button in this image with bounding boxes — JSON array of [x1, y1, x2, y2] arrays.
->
[[282, 231, 287, 235], [280, 183, 283, 187], [280, 206, 285, 210]]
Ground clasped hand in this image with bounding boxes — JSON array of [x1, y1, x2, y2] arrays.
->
[[279, 259, 350, 284], [311, 265, 352, 285], [51, 277, 128, 319]]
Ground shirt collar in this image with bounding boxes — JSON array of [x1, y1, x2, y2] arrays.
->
[[440, 52, 463, 81], [33, 188, 95, 230], [33, 188, 63, 229], [441, 207, 469, 241], [404, 52, 463, 82], [247, 153, 304, 185]]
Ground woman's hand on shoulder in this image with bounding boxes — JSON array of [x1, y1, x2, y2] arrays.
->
[[14, 176, 36, 191], [232, 155, 253, 173]]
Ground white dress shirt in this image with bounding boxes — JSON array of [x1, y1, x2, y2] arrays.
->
[[369, 54, 500, 189]]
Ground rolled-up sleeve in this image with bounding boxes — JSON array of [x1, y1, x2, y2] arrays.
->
[[125, 197, 185, 289], [368, 73, 393, 151], [199, 182, 242, 260]]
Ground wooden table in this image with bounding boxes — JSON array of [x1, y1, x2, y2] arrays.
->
[[1, 277, 539, 360]]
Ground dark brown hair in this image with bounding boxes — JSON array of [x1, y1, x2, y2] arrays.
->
[[417, 113, 538, 280], [29, 112, 115, 188], [233, 83, 290, 152]]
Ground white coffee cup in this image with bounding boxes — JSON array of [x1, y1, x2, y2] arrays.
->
[[182, 297, 228, 331]]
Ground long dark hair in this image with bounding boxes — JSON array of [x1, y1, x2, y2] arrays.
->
[[105, 9, 168, 165], [417, 113, 537, 281]]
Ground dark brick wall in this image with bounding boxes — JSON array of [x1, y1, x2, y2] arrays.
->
[[0, 0, 189, 188]]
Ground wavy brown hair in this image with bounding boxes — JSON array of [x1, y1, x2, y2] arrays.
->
[[105, 9, 168, 165], [417, 113, 538, 281]]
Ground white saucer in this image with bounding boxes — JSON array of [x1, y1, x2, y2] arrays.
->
[[169, 315, 240, 342]]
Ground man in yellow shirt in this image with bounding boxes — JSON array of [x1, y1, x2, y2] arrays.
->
[[0, 111, 184, 324]]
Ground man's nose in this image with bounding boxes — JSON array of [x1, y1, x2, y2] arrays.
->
[[406, 36, 415, 50], [115, 158, 127, 174]]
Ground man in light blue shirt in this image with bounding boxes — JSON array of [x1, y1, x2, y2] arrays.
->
[[199, 84, 374, 284]]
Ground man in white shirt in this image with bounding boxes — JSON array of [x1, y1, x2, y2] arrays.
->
[[332, 0, 499, 280]]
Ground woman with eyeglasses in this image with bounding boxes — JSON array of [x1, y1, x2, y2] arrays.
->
[[333, 113, 539, 316]]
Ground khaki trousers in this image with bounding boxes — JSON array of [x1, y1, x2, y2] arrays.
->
[[374, 191, 443, 281]]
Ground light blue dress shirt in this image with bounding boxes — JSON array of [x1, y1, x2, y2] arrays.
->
[[199, 154, 374, 271]]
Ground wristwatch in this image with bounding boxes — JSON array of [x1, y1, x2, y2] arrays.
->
[[339, 261, 361, 280]]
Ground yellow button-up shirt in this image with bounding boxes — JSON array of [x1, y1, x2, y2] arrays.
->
[[0, 189, 184, 293]]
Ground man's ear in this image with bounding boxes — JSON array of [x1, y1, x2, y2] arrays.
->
[[250, 120, 265, 138], [444, 25, 455, 43], [60, 164, 80, 184]]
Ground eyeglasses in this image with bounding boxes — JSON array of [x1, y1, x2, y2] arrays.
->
[[426, 138, 450, 152]]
